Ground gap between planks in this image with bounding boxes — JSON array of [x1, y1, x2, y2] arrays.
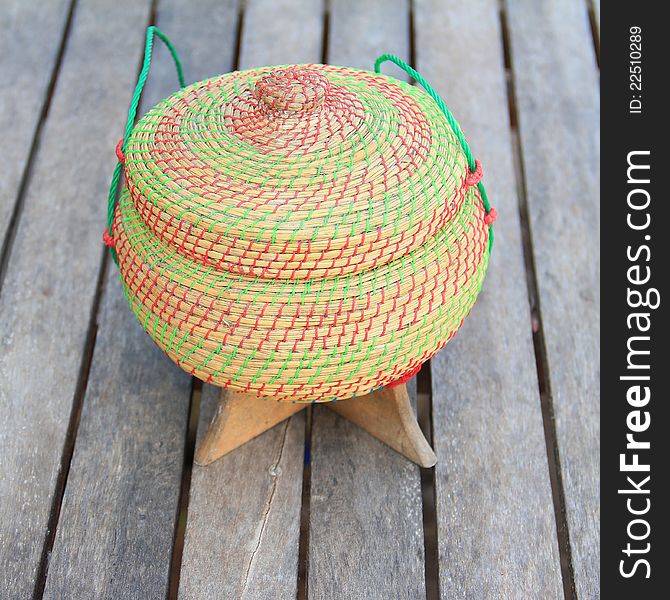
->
[[409, 1, 439, 597], [167, 379, 202, 600], [295, 406, 313, 600], [33, 0, 167, 595], [2, 5, 87, 594], [416, 363, 439, 600], [32, 249, 109, 600], [297, 4, 323, 597], [166, 1, 247, 596], [0, 0, 78, 299], [498, 3, 576, 598]]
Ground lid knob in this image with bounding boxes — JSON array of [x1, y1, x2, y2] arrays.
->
[[254, 68, 330, 113]]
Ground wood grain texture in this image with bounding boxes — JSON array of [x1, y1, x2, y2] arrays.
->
[[309, 403, 426, 600], [0, 0, 154, 597], [0, 0, 71, 247], [239, 0, 325, 68], [178, 386, 305, 600], [39, 1, 231, 593], [171, 2, 306, 598], [326, 383, 436, 467], [42, 270, 192, 599], [506, 0, 600, 597], [414, 0, 565, 596], [195, 391, 304, 465], [139, 0, 241, 112], [307, 5, 427, 598], [328, 0, 409, 71]]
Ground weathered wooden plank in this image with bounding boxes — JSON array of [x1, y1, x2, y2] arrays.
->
[[179, 387, 305, 600], [309, 401, 426, 600], [176, 1, 307, 597], [139, 0, 242, 111], [0, 0, 71, 249], [328, 0, 408, 71], [42, 271, 192, 599], [308, 3, 427, 599], [239, 0, 324, 68], [0, 0, 155, 597], [414, 0, 565, 596], [38, 1, 232, 593], [506, 0, 600, 597]]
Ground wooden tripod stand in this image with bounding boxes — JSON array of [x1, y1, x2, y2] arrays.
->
[[194, 383, 436, 468]]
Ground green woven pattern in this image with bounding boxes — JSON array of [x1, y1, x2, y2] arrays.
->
[[122, 65, 472, 280], [114, 182, 490, 402], [108, 59, 495, 402]]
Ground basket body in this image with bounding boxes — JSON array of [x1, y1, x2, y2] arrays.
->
[[112, 64, 492, 402]]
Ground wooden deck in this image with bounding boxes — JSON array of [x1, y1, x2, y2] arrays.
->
[[0, 0, 600, 598]]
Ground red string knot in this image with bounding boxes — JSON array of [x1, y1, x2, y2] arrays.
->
[[484, 207, 498, 225], [115, 139, 125, 164], [388, 363, 422, 388], [465, 159, 483, 187], [102, 230, 115, 248]]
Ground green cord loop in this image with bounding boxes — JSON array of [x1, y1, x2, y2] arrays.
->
[[106, 26, 185, 264], [374, 53, 493, 250]]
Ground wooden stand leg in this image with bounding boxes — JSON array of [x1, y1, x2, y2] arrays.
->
[[194, 383, 436, 468], [325, 385, 437, 468], [194, 392, 304, 465]]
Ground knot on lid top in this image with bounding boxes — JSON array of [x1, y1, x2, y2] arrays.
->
[[254, 67, 330, 112]]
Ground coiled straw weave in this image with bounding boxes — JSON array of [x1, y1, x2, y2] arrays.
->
[[109, 56, 494, 402]]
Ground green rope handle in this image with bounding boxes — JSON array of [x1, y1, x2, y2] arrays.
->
[[106, 26, 185, 264], [374, 54, 494, 250]]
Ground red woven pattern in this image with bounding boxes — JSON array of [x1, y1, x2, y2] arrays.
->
[[113, 184, 489, 402], [123, 65, 470, 281], [113, 64, 493, 402]]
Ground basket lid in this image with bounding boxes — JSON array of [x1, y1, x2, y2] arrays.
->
[[123, 64, 471, 280]]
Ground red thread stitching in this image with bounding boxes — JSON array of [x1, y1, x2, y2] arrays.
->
[[387, 363, 422, 388]]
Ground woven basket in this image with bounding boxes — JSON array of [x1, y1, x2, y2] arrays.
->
[[107, 40, 495, 402]]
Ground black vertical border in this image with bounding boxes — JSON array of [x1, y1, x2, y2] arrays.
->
[[601, 3, 668, 597]]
